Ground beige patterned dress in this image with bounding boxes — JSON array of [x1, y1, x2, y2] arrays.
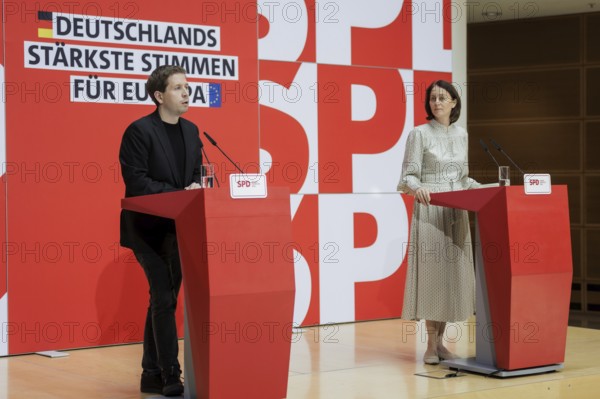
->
[[398, 119, 479, 322]]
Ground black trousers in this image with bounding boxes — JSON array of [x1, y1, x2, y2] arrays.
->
[[133, 231, 182, 374]]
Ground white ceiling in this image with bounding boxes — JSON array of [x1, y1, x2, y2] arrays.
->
[[466, 0, 600, 23]]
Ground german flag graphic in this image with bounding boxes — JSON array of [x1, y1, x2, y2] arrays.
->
[[37, 11, 53, 39]]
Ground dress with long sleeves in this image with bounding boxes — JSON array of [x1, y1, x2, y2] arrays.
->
[[398, 119, 479, 322]]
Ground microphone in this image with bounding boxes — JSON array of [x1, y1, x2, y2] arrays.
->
[[490, 139, 525, 175], [479, 139, 500, 168], [203, 131, 244, 174], [200, 145, 220, 188]]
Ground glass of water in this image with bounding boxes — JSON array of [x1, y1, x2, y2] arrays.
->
[[499, 166, 510, 186], [201, 164, 214, 188]]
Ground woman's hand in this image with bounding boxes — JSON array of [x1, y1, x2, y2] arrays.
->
[[414, 187, 431, 205]]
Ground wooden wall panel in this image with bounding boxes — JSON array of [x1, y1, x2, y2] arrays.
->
[[552, 176, 582, 226], [571, 282, 582, 311], [572, 229, 582, 279], [587, 230, 600, 280], [468, 16, 580, 69], [588, 283, 600, 311], [585, 122, 600, 170], [468, 12, 599, 322], [586, 14, 600, 62], [586, 177, 600, 224], [468, 122, 581, 172], [586, 67, 600, 116], [468, 70, 581, 120]]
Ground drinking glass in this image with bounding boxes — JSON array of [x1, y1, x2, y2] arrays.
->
[[499, 166, 510, 186]]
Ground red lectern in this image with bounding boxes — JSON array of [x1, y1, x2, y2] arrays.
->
[[431, 186, 572, 377], [122, 186, 295, 398]]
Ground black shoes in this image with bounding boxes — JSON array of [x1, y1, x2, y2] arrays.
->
[[140, 371, 163, 394], [141, 368, 184, 397], [162, 366, 184, 397]]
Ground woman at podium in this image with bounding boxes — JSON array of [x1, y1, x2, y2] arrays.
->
[[397, 80, 481, 365]]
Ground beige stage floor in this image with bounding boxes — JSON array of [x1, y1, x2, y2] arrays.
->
[[1, 318, 599, 398]]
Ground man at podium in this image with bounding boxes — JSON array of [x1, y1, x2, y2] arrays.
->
[[119, 65, 204, 396]]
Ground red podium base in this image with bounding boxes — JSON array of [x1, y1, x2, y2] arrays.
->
[[123, 186, 295, 398], [431, 186, 572, 376]]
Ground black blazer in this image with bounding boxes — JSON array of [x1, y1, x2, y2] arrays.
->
[[119, 110, 203, 249]]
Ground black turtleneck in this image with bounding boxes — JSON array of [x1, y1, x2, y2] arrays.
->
[[162, 120, 186, 185]]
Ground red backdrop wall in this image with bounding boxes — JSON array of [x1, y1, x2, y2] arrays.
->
[[0, 0, 454, 355]]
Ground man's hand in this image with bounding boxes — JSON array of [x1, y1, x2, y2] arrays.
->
[[414, 187, 431, 205], [185, 182, 202, 190]]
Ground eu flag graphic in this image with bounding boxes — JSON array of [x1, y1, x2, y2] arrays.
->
[[209, 83, 221, 108]]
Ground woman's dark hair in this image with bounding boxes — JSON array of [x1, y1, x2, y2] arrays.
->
[[146, 65, 187, 106], [424, 80, 461, 124]]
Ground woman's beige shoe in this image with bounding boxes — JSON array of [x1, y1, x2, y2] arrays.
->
[[437, 346, 459, 361], [423, 349, 440, 365]]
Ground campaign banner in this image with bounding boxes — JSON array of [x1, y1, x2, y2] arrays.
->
[[3, 0, 258, 355]]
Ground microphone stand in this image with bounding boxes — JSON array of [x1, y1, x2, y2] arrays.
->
[[203, 132, 245, 174], [490, 139, 525, 175], [479, 139, 500, 168]]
